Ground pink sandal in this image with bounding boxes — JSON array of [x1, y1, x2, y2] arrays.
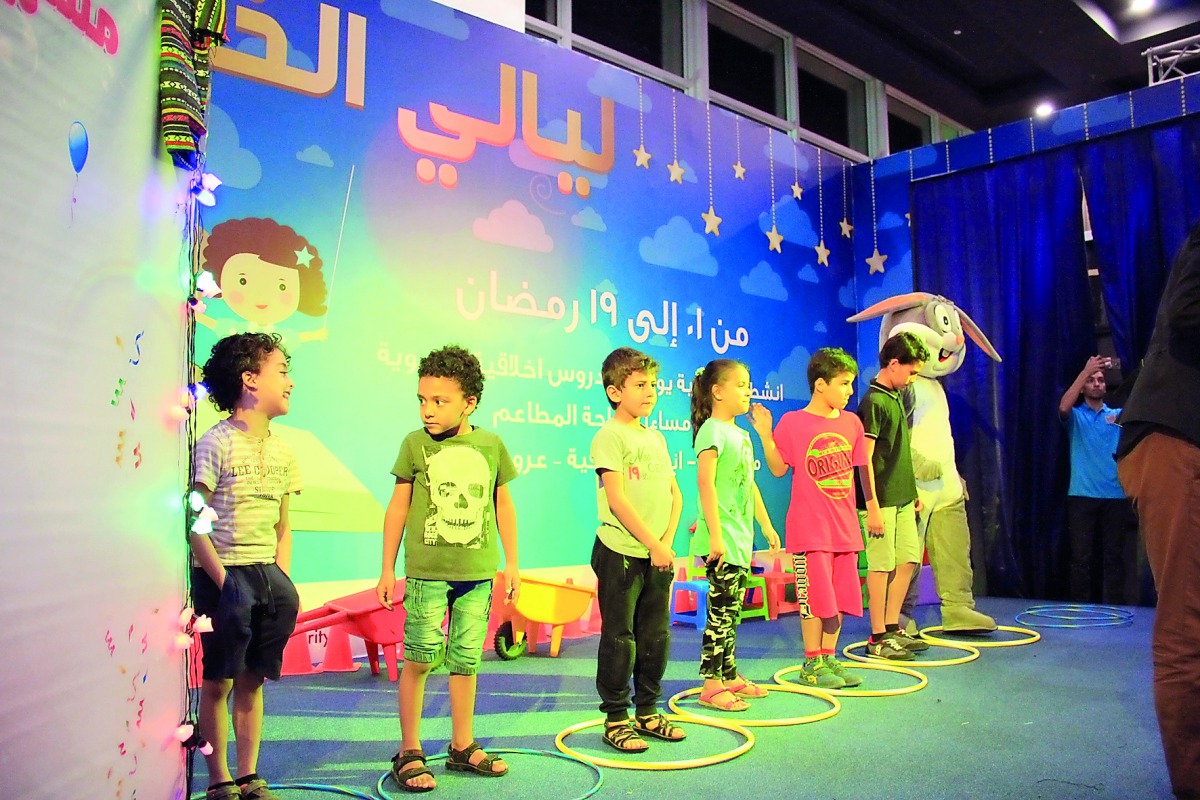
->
[[697, 687, 750, 712], [727, 675, 769, 699]]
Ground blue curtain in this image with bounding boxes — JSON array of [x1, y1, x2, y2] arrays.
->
[[911, 148, 1091, 599], [1078, 117, 1200, 371]]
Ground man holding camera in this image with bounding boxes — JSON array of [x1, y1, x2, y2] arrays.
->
[[1058, 354, 1135, 604]]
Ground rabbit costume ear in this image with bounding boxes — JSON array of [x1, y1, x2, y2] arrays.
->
[[958, 307, 1002, 362], [846, 292, 935, 323]]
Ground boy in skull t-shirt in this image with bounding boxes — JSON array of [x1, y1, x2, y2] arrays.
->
[[376, 345, 519, 790]]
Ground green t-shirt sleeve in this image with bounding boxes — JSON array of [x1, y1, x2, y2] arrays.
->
[[693, 418, 719, 456], [391, 434, 416, 481], [495, 435, 518, 486], [590, 425, 624, 473]]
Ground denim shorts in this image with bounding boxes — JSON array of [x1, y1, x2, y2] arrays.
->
[[403, 578, 493, 675]]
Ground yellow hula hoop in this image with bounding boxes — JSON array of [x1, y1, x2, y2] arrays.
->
[[772, 661, 928, 697], [666, 683, 841, 727], [919, 624, 1041, 648], [555, 714, 754, 771], [842, 639, 980, 667]]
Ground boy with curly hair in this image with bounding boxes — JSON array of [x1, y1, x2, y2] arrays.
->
[[376, 344, 520, 792], [191, 333, 302, 800]]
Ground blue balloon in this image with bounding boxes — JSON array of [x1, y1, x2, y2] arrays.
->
[[68, 121, 88, 174]]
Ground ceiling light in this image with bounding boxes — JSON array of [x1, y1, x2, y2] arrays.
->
[[1035, 102, 1055, 118], [1129, 0, 1155, 15]]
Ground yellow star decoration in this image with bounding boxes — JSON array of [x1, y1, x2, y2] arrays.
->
[[667, 159, 685, 184], [766, 225, 784, 253], [791, 181, 803, 200], [839, 218, 854, 238], [295, 246, 314, 267], [633, 144, 651, 168], [866, 247, 888, 274], [815, 239, 830, 266], [701, 205, 723, 236], [733, 161, 746, 180]]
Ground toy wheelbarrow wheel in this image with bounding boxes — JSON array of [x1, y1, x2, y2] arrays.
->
[[493, 622, 528, 660]]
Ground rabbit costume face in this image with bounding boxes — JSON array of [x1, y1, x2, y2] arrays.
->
[[847, 292, 1002, 377]]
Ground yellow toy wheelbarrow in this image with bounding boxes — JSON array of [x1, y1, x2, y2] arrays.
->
[[493, 574, 596, 659]]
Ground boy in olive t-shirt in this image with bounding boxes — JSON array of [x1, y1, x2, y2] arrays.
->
[[376, 345, 519, 791]]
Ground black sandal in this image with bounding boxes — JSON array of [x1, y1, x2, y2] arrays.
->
[[633, 713, 686, 741], [602, 720, 649, 752], [390, 749, 435, 793], [446, 741, 507, 777]]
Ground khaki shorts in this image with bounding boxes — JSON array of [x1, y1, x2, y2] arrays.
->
[[860, 501, 921, 572]]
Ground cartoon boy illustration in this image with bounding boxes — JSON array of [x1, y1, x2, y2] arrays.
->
[[198, 217, 329, 346]]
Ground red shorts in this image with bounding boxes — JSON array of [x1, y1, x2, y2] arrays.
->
[[792, 551, 863, 619]]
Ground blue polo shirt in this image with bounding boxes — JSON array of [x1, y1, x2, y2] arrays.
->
[[1064, 403, 1124, 499]]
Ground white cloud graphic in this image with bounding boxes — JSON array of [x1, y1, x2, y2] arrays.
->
[[205, 104, 261, 190], [296, 144, 333, 167], [639, 216, 718, 276], [587, 64, 652, 111], [381, 0, 469, 39], [472, 200, 553, 252], [571, 206, 606, 232], [741, 262, 787, 301]]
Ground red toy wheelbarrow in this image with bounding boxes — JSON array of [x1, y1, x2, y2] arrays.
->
[[493, 574, 596, 660], [289, 586, 407, 680]]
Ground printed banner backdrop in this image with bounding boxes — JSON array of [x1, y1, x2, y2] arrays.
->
[[0, 1, 189, 797], [203, 0, 862, 587]]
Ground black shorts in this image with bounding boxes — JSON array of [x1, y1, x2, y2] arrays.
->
[[191, 563, 300, 681]]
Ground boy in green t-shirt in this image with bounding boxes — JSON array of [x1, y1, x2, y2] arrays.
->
[[376, 345, 520, 791], [857, 332, 930, 660], [589, 347, 686, 752]]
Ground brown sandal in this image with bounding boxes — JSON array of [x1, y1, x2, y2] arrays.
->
[[602, 720, 649, 752], [446, 741, 507, 777], [633, 713, 686, 741], [390, 749, 435, 793]]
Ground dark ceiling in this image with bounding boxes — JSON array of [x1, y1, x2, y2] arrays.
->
[[736, 0, 1200, 131]]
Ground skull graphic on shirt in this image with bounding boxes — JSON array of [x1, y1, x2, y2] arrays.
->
[[423, 445, 490, 547]]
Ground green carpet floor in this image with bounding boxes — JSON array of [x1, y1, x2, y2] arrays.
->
[[194, 596, 1169, 799]]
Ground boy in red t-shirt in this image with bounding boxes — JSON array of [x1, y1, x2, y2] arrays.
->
[[752, 348, 869, 689]]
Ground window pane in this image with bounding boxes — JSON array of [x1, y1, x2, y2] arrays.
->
[[940, 121, 963, 141], [796, 49, 867, 153], [573, 0, 683, 76], [708, 4, 785, 118], [887, 97, 931, 153], [525, 0, 555, 24]]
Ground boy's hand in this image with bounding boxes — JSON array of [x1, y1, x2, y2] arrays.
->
[[377, 574, 396, 610], [649, 542, 675, 571], [748, 403, 774, 437], [503, 564, 521, 605], [764, 527, 782, 553], [866, 508, 885, 538], [914, 497, 924, 514], [706, 538, 726, 567]]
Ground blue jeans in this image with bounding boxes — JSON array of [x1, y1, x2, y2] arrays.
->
[[402, 578, 493, 676]]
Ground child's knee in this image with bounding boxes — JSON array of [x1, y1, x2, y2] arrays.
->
[[403, 658, 435, 676]]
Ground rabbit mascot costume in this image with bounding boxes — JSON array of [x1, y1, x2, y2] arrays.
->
[[848, 293, 1000, 632]]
